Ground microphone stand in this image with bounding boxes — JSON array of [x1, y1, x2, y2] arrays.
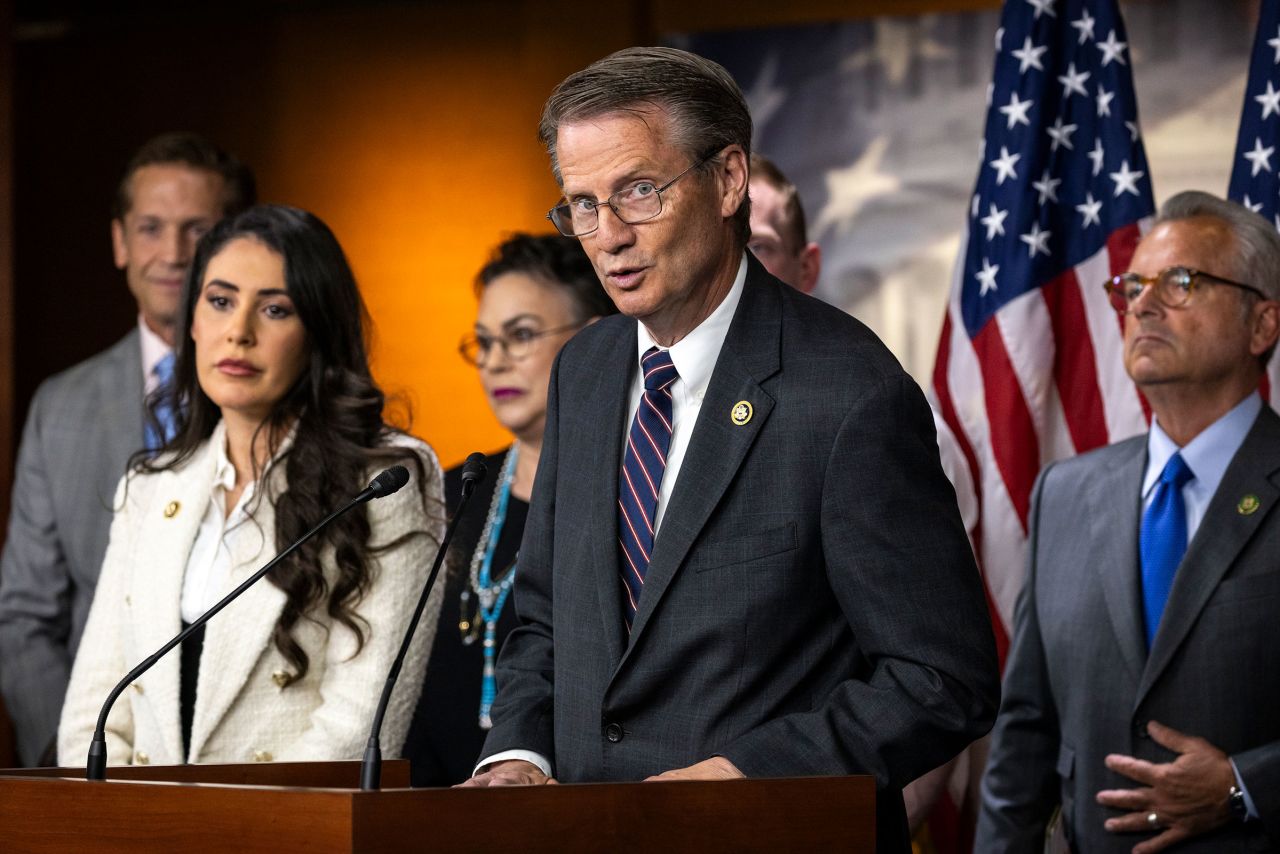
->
[[359, 453, 487, 790], [86, 468, 406, 781]]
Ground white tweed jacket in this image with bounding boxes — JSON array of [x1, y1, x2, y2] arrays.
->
[[57, 422, 444, 767]]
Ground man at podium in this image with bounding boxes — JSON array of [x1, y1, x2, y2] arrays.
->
[[461, 47, 1000, 854]]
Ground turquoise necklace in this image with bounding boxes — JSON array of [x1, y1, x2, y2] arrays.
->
[[458, 446, 519, 730]]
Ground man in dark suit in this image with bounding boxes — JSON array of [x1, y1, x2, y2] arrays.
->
[[977, 191, 1280, 853], [0, 133, 254, 765], [462, 47, 999, 853]]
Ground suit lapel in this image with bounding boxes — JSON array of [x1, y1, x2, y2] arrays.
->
[[585, 325, 635, 670], [99, 331, 146, 505], [190, 460, 289, 759], [131, 445, 212, 763], [1086, 439, 1148, 686], [1138, 408, 1280, 705], [623, 262, 781, 656]]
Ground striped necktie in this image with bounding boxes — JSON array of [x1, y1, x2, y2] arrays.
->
[[1139, 452, 1195, 650], [144, 352, 178, 452], [618, 347, 678, 629]]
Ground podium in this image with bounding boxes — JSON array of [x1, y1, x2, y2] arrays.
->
[[0, 762, 874, 852]]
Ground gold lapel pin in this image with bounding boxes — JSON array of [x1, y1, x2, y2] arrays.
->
[[730, 400, 753, 426], [1238, 494, 1260, 516], [163, 501, 181, 519]]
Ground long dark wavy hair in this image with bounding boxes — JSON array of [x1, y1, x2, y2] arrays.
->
[[132, 204, 437, 685]]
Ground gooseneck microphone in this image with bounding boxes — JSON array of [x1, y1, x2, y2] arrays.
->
[[85, 465, 412, 782], [359, 452, 488, 790]]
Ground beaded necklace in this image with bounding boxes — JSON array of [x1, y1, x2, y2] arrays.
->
[[457, 446, 518, 729]]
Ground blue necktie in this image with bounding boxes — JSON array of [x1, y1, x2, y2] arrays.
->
[[1139, 452, 1194, 650], [618, 347, 678, 630], [144, 352, 178, 452]]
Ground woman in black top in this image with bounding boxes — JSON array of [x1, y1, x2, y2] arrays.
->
[[404, 233, 615, 785]]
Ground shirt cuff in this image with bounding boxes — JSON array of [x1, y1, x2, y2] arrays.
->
[[1230, 758, 1260, 821], [473, 749, 553, 778]]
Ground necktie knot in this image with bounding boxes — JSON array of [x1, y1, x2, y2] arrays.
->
[[1160, 453, 1194, 490], [641, 347, 678, 392], [154, 352, 176, 385]]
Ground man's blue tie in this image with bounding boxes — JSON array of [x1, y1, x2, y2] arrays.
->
[[1139, 452, 1194, 650], [618, 347, 678, 630], [144, 352, 178, 452]]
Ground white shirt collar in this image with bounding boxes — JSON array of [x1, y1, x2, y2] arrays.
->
[[1143, 391, 1262, 500], [137, 314, 172, 383], [208, 418, 299, 521], [635, 254, 748, 398]]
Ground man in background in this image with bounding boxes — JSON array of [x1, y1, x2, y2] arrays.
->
[[978, 191, 1280, 852], [746, 153, 821, 295], [0, 132, 255, 765]]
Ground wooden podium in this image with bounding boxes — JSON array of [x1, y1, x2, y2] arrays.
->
[[0, 762, 874, 852]]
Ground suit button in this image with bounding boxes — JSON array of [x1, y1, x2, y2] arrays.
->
[[253, 750, 273, 762], [1135, 721, 1150, 739], [135, 751, 149, 765], [604, 722, 624, 743]]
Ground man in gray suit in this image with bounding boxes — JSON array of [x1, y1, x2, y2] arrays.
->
[[462, 47, 999, 853], [0, 132, 254, 765], [977, 191, 1280, 852]]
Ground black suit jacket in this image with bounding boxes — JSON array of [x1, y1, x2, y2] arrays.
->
[[483, 257, 999, 853]]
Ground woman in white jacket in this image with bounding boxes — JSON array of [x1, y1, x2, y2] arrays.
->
[[59, 204, 444, 767]]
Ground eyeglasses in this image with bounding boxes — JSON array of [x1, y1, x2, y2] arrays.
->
[[458, 322, 583, 367], [546, 152, 716, 237], [1103, 265, 1267, 314]]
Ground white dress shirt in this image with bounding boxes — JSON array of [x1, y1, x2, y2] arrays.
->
[[1142, 391, 1262, 539], [180, 424, 294, 624], [1141, 390, 1262, 818], [138, 315, 172, 396], [476, 255, 749, 778], [628, 255, 747, 535]]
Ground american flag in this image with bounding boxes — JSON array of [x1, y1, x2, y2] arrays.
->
[[930, 0, 1153, 659], [1228, 0, 1280, 402]]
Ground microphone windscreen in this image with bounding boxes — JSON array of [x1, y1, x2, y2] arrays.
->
[[461, 452, 488, 485], [368, 465, 411, 498]]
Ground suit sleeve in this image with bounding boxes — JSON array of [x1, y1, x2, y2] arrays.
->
[[720, 374, 1000, 785], [0, 382, 77, 764], [476, 353, 563, 768], [1234, 741, 1280, 843], [56, 474, 137, 766], [973, 464, 1063, 853], [274, 443, 446, 761]]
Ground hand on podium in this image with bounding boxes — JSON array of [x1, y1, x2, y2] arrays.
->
[[645, 756, 743, 781], [459, 759, 557, 787]]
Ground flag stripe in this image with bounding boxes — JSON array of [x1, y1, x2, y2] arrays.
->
[[972, 321, 1039, 529], [1043, 269, 1109, 453]]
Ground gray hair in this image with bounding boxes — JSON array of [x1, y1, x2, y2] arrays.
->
[[538, 46, 753, 246], [1156, 190, 1280, 301]]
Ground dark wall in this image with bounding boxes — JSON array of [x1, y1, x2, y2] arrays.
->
[[13, 8, 280, 421]]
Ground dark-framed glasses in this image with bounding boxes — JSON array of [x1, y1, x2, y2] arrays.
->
[[458, 322, 583, 367], [546, 152, 716, 238], [1103, 265, 1267, 314]]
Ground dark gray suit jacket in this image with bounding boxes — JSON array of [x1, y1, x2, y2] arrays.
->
[[977, 406, 1280, 852], [482, 258, 999, 853], [0, 330, 145, 764]]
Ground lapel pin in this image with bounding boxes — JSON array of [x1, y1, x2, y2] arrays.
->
[[1238, 494, 1260, 516], [730, 400, 753, 426], [163, 501, 181, 519]]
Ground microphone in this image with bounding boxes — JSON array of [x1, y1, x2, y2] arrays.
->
[[85, 464, 412, 781], [363, 465, 410, 500], [359, 452, 488, 790]]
